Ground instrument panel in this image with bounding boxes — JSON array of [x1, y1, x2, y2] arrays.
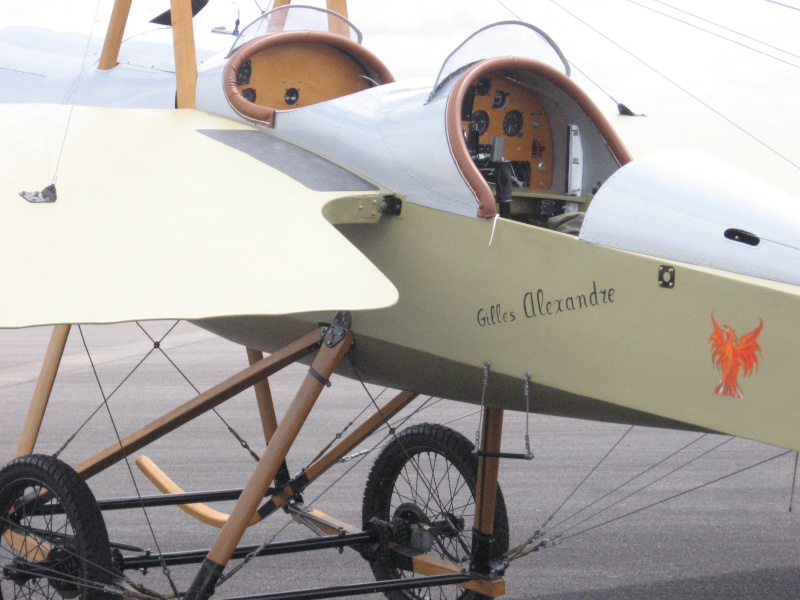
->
[[233, 42, 373, 111], [461, 75, 554, 191]]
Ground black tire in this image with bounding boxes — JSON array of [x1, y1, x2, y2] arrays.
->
[[0, 455, 114, 600], [362, 424, 509, 600]]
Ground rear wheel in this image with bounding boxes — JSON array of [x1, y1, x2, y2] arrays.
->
[[362, 424, 509, 600], [0, 455, 114, 600]]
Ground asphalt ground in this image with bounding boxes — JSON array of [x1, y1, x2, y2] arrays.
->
[[1, 321, 799, 599]]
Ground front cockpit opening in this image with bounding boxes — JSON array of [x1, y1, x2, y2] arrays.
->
[[223, 5, 394, 127]]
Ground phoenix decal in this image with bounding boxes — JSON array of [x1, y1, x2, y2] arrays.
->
[[709, 313, 763, 399]]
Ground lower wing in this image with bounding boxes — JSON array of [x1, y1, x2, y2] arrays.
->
[[0, 104, 398, 327]]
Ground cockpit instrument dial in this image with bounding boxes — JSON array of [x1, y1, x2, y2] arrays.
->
[[503, 110, 523, 136], [284, 88, 300, 106], [470, 110, 489, 136], [236, 60, 252, 86], [492, 90, 509, 110]]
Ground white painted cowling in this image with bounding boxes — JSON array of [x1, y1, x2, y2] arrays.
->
[[579, 149, 800, 286]]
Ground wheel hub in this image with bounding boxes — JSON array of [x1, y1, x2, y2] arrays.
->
[[46, 547, 83, 598], [2, 547, 82, 599], [393, 502, 430, 527]]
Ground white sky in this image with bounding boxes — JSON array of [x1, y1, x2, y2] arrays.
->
[[6, 0, 798, 114], [320, 0, 800, 189], [2, 0, 799, 190]]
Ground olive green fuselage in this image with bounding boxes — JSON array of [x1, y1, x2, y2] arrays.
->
[[198, 203, 800, 452]]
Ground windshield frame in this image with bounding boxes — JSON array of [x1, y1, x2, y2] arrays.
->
[[228, 5, 363, 56], [427, 21, 571, 103]]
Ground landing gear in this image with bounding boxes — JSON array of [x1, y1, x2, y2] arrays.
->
[[0, 456, 114, 600], [362, 424, 509, 600]]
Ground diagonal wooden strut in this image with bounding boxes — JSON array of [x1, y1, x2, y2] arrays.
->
[[15, 325, 71, 458], [207, 329, 354, 563], [186, 325, 355, 600], [98, 0, 197, 107], [75, 329, 323, 480], [98, 0, 133, 70], [247, 347, 292, 488], [134, 390, 419, 528]]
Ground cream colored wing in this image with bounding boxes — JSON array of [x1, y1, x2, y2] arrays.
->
[[0, 105, 398, 328]]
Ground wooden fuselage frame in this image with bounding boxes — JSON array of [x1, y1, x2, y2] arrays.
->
[[11, 323, 507, 598], [7, 1, 800, 597]]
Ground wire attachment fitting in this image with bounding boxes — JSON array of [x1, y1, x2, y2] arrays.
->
[[20, 183, 57, 203]]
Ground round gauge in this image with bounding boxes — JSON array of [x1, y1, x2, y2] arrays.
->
[[476, 77, 491, 96], [470, 110, 489, 136], [284, 88, 300, 106], [492, 90, 508, 110], [503, 110, 523, 136], [236, 60, 252, 86]]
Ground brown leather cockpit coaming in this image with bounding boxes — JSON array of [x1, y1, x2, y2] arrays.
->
[[225, 30, 394, 127], [445, 58, 633, 219]]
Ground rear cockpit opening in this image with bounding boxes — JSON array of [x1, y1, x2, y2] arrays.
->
[[437, 24, 632, 227], [451, 61, 631, 230]]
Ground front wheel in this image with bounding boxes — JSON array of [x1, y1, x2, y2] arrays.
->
[[362, 424, 509, 600], [0, 455, 114, 600]]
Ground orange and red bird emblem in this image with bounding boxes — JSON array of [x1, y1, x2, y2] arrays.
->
[[709, 313, 763, 399]]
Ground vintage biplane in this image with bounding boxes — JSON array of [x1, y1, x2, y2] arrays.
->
[[1, 0, 799, 598]]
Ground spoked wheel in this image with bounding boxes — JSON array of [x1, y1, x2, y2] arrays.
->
[[362, 424, 509, 600], [0, 455, 114, 600]]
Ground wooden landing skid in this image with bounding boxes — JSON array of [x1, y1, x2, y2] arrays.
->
[[11, 316, 508, 599]]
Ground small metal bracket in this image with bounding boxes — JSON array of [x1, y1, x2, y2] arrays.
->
[[323, 312, 352, 348], [20, 184, 57, 203], [378, 196, 402, 216], [658, 265, 676, 289], [308, 366, 332, 387]]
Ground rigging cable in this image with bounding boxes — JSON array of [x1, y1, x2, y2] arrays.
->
[[766, 0, 800, 11], [505, 424, 633, 560], [52, 323, 262, 595], [656, 0, 800, 59], [626, 0, 800, 69], [217, 388, 444, 587], [52, 0, 105, 186], [553, 448, 792, 547], [135, 322, 262, 463], [545, 0, 800, 172], [533, 432, 714, 542], [507, 436, 790, 560], [75, 325, 180, 599], [548, 436, 734, 543], [491, 0, 628, 107]]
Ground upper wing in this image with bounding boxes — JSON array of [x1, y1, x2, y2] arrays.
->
[[0, 104, 398, 328]]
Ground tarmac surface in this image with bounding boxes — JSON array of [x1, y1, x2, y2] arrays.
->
[[1, 321, 799, 599]]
